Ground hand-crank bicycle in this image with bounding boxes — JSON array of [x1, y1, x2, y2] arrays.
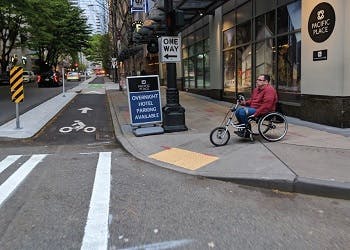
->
[[209, 95, 288, 146]]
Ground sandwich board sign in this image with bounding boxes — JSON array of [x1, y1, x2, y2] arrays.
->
[[159, 36, 181, 63], [126, 75, 164, 136]]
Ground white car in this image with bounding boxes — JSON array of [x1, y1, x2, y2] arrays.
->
[[66, 71, 81, 81], [23, 71, 36, 83]]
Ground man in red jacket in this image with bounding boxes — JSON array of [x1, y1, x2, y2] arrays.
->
[[235, 74, 277, 137]]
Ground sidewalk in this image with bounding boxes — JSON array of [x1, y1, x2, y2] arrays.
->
[[107, 84, 350, 200], [1, 76, 349, 200]]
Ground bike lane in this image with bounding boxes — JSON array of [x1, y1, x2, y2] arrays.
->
[[34, 94, 115, 145]]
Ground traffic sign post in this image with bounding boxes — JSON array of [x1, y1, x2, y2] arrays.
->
[[10, 66, 24, 129], [159, 36, 181, 63], [160, 0, 187, 133]]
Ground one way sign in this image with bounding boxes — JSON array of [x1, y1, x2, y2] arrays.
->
[[159, 36, 181, 63]]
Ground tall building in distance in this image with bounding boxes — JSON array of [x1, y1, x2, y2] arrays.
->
[[69, 0, 109, 34]]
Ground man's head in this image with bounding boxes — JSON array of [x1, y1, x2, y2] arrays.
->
[[256, 74, 270, 89]]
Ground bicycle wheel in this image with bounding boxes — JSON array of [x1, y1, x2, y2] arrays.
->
[[258, 112, 288, 142], [210, 127, 230, 146]]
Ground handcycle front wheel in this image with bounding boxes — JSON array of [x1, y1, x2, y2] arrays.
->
[[258, 112, 288, 142], [210, 127, 230, 146]]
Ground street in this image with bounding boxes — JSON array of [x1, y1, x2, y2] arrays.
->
[[0, 80, 80, 126], [1, 145, 350, 249], [0, 78, 350, 249]]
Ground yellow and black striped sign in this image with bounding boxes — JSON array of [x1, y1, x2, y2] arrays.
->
[[10, 66, 24, 103]]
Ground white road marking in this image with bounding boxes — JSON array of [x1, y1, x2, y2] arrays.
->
[[0, 154, 47, 207], [78, 107, 93, 114], [118, 239, 195, 250], [81, 152, 112, 250], [0, 155, 22, 174]]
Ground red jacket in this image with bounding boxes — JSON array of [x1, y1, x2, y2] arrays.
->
[[245, 84, 278, 116]]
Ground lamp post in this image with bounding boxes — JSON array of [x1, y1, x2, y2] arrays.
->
[[162, 0, 187, 132]]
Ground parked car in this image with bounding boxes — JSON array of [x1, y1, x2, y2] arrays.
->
[[23, 71, 36, 83], [66, 71, 81, 81], [37, 71, 62, 87]]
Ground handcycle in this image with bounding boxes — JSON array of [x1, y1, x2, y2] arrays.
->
[[209, 95, 288, 146]]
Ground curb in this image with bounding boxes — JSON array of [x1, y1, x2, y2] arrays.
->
[[295, 177, 350, 200], [106, 90, 350, 201]]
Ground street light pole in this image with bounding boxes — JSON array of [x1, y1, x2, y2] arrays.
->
[[162, 0, 187, 132]]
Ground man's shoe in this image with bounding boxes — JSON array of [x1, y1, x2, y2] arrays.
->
[[234, 130, 245, 137]]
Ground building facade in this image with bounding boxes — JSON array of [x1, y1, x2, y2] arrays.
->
[[179, 0, 349, 128], [115, 0, 349, 128]]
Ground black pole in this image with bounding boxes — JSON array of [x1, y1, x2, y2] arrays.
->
[[162, 0, 187, 132]]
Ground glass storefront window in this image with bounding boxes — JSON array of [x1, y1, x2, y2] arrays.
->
[[236, 21, 251, 45], [183, 59, 189, 89], [188, 58, 195, 88], [255, 39, 275, 85], [223, 27, 235, 49], [197, 54, 204, 88], [236, 1, 252, 24], [277, 33, 301, 93], [204, 38, 210, 52], [223, 10, 235, 31], [277, 1, 301, 34], [236, 45, 252, 93], [188, 45, 195, 57], [182, 48, 188, 59], [256, 11, 275, 41], [256, 0, 275, 16], [204, 53, 210, 88], [224, 49, 235, 92]]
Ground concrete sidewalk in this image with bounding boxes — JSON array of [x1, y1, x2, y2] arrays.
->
[[1, 76, 349, 199], [107, 86, 350, 200]]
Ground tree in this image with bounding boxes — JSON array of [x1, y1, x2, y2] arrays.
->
[[83, 33, 112, 72], [0, 0, 32, 73], [0, 0, 91, 73], [26, 0, 91, 72]]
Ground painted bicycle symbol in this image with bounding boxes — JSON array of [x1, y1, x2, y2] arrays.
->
[[59, 120, 96, 133]]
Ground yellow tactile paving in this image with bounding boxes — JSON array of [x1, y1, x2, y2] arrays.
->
[[149, 148, 218, 170]]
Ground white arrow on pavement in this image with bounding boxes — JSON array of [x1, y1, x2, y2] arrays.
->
[[78, 107, 93, 114]]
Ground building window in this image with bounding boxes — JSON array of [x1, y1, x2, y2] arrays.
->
[[223, 49, 235, 93], [236, 21, 251, 45], [255, 11, 275, 41], [223, 27, 235, 49], [255, 39, 276, 84], [236, 44, 252, 93], [277, 1, 301, 34], [182, 25, 210, 89], [277, 33, 301, 95]]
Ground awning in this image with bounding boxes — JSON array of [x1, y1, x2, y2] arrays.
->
[[133, 0, 230, 44]]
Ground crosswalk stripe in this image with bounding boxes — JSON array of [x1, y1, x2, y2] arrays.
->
[[0, 154, 47, 207], [81, 152, 111, 250], [0, 155, 22, 174]]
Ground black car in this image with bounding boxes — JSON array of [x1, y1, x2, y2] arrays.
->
[[37, 71, 62, 87]]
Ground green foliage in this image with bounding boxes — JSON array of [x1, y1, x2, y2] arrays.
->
[[0, 0, 91, 73], [83, 33, 112, 71]]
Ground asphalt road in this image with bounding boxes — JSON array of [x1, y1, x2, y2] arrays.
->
[[0, 144, 349, 249], [0, 80, 82, 126]]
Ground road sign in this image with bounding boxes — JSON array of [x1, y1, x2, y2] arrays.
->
[[10, 66, 24, 103], [159, 36, 181, 63], [126, 75, 162, 126]]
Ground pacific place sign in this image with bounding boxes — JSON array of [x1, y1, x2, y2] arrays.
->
[[308, 2, 336, 43]]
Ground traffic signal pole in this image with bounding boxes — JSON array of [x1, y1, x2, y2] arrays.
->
[[162, 0, 187, 132]]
